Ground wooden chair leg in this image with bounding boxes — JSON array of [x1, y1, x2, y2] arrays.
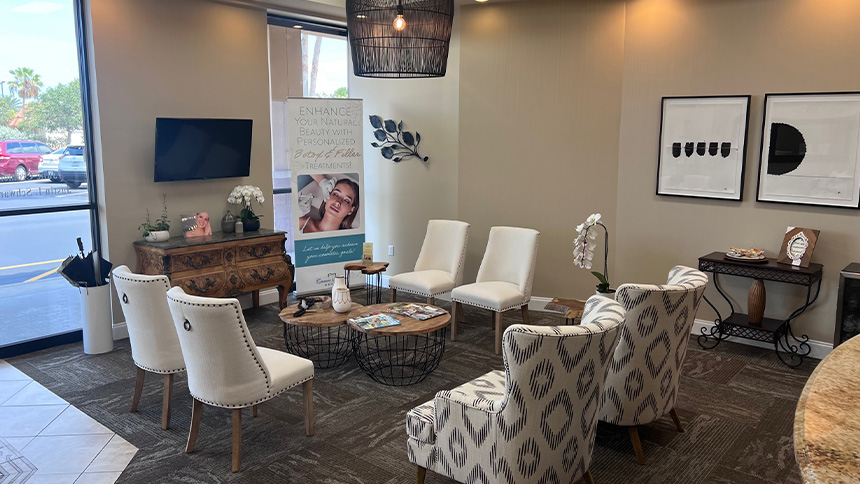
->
[[451, 302, 459, 341], [416, 465, 427, 484], [494, 311, 503, 355], [232, 408, 242, 472], [669, 408, 684, 432], [521, 304, 530, 324], [252, 404, 258, 418], [456, 302, 466, 322], [427, 296, 435, 305], [186, 398, 203, 453], [161, 373, 173, 430], [391, 288, 397, 302], [628, 426, 647, 465], [303, 379, 314, 436], [130, 367, 145, 413], [583, 469, 595, 484]]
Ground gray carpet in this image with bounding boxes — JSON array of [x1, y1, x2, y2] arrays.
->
[[8, 290, 817, 483]]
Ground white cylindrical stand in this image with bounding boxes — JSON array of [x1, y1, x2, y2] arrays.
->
[[79, 285, 114, 354]]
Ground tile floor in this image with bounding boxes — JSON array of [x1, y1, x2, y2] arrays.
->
[[0, 359, 136, 484]]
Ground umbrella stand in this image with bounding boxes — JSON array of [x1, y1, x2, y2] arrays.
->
[[78, 281, 114, 354]]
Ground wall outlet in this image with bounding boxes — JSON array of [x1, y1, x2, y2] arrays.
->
[[388, 245, 394, 256]]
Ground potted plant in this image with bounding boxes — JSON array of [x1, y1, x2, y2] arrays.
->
[[139, 195, 171, 242], [573, 213, 613, 296], [227, 185, 265, 232]]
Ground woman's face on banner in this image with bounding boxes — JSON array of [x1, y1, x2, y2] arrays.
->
[[324, 183, 356, 222]]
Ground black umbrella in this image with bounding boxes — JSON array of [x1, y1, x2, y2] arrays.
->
[[59, 238, 112, 287]]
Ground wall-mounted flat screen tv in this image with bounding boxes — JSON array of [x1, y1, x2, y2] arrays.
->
[[154, 118, 253, 182]]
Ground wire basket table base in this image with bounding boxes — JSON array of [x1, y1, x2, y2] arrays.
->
[[283, 324, 357, 369], [353, 328, 447, 386]]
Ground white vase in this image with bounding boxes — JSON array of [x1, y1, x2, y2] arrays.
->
[[332, 275, 351, 313], [144, 230, 170, 242], [595, 288, 616, 297]]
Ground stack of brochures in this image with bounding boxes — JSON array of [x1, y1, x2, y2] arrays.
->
[[348, 313, 402, 330], [386, 303, 446, 321]]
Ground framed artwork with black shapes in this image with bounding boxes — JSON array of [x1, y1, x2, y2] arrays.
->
[[656, 95, 751, 201], [757, 92, 860, 209]]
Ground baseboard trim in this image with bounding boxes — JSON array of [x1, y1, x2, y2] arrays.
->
[[112, 323, 129, 341]]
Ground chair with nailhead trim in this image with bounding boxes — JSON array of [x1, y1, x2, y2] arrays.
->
[[389, 219, 470, 306], [451, 226, 540, 354], [111, 265, 185, 430], [166, 286, 315, 472]]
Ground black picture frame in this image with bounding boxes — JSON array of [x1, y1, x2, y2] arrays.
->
[[756, 91, 860, 209], [656, 95, 751, 201]]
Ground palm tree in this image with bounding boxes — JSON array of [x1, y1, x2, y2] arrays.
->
[[8, 67, 43, 113]]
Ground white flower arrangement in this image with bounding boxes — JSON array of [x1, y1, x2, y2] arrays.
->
[[573, 213, 610, 292], [227, 185, 265, 221]]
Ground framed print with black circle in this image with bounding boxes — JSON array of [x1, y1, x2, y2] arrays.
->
[[656, 95, 751, 200], [757, 92, 860, 208]]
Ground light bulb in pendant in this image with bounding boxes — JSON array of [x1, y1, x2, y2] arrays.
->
[[393, 14, 406, 30]]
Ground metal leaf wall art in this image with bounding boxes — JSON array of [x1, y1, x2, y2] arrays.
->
[[369, 115, 429, 162]]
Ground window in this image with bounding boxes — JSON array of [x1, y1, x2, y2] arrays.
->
[[0, 0, 99, 356], [267, 17, 349, 257]]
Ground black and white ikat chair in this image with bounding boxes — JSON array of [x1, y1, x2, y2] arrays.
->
[[599, 265, 708, 464], [166, 287, 315, 472], [406, 296, 626, 484], [111, 265, 185, 430]]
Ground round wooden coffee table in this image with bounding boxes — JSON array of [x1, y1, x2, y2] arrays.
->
[[279, 302, 367, 368], [347, 303, 451, 386]]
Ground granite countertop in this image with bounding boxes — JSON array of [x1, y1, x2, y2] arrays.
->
[[794, 335, 860, 483], [133, 228, 285, 249]]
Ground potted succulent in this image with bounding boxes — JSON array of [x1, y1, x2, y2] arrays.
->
[[139, 195, 171, 242], [573, 213, 613, 296], [227, 185, 265, 232]]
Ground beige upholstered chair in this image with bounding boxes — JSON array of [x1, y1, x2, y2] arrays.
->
[[407, 296, 626, 484], [111, 265, 185, 430], [599, 265, 708, 464], [389, 219, 470, 305], [166, 287, 315, 472], [451, 226, 540, 354]]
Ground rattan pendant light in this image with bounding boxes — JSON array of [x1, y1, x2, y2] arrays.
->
[[346, 0, 455, 78]]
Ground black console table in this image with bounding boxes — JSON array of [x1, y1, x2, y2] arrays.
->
[[697, 251, 823, 368]]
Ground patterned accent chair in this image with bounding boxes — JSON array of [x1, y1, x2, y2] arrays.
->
[[389, 220, 470, 305], [451, 226, 540, 353], [406, 296, 626, 484], [599, 265, 708, 464], [166, 287, 315, 472], [111, 265, 185, 430]]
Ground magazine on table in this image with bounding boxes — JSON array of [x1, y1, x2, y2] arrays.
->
[[386, 303, 446, 321], [348, 313, 401, 330]]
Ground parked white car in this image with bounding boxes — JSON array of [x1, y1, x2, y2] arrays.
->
[[58, 145, 86, 189], [38, 148, 65, 182]]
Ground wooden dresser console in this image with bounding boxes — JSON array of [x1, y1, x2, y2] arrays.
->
[[133, 229, 294, 308]]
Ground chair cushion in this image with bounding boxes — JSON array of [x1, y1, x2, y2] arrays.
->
[[257, 347, 314, 397], [389, 270, 455, 297], [406, 370, 506, 443], [451, 281, 527, 312]]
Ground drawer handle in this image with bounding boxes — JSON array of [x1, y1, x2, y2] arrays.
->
[[185, 254, 215, 269], [249, 246, 273, 258], [250, 267, 276, 282], [187, 278, 216, 294]]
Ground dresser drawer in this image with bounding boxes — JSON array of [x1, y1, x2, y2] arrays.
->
[[172, 271, 226, 297], [170, 248, 223, 273], [236, 239, 283, 263], [239, 262, 291, 287]]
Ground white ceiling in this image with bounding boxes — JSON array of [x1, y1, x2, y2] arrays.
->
[[223, 0, 517, 22]]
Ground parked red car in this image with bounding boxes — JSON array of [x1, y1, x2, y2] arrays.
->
[[0, 140, 53, 181]]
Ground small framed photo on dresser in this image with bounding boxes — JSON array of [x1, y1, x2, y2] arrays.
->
[[657, 95, 751, 201]]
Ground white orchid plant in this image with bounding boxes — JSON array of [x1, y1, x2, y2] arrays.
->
[[227, 185, 265, 221], [573, 213, 611, 293]]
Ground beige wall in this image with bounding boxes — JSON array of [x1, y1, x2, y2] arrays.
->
[[458, 0, 626, 297], [615, 0, 860, 344], [347, 11, 461, 275], [87, 0, 273, 320]]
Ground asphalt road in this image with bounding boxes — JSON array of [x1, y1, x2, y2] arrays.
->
[[0, 178, 92, 286]]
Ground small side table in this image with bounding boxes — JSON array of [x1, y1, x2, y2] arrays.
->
[[348, 303, 450, 386], [279, 302, 367, 368], [544, 298, 586, 325], [344, 261, 389, 305]]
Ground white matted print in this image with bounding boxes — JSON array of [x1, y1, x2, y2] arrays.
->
[[757, 92, 860, 208], [657, 96, 750, 200]]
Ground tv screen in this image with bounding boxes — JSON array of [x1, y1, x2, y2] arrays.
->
[[154, 118, 253, 182]]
